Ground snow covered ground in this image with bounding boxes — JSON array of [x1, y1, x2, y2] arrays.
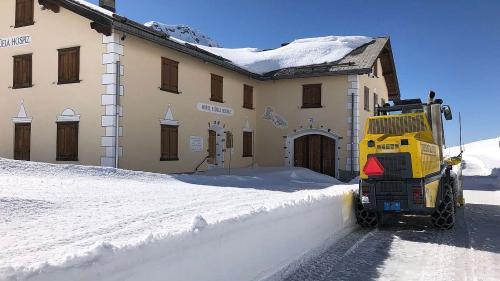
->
[[445, 137, 500, 176], [0, 159, 356, 281]]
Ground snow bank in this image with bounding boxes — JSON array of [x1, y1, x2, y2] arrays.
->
[[446, 137, 500, 176], [194, 36, 373, 74], [0, 159, 356, 281], [144, 22, 221, 47]]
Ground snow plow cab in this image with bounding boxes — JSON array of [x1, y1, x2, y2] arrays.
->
[[356, 92, 464, 229]]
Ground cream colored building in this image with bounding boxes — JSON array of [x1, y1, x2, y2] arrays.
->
[[0, 0, 400, 179]]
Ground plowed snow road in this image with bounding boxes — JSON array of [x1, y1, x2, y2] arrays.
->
[[283, 176, 500, 281]]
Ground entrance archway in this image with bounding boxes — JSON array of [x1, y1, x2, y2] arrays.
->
[[207, 123, 224, 169], [285, 129, 340, 178]]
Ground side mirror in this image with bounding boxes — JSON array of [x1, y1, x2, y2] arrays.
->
[[442, 105, 453, 120]]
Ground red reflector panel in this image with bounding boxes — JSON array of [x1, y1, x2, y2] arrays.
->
[[363, 157, 385, 176]]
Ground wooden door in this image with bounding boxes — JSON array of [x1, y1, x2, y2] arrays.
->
[[322, 137, 336, 177], [308, 135, 322, 173], [293, 134, 336, 177], [14, 123, 31, 161], [294, 135, 307, 168], [208, 130, 216, 164]]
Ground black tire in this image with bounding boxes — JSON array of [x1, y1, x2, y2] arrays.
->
[[431, 181, 455, 230], [355, 195, 378, 227]]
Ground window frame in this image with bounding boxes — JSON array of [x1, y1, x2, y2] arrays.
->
[[302, 84, 322, 108], [242, 131, 253, 157], [372, 58, 379, 77], [160, 57, 180, 94], [160, 124, 179, 161], [56, 121, 79, 162], [15, 0, 34, 28], [243, 84, 254, 109], [364, 86, 370, 112], [12, 54, 32, 89], [210, 74, 224, 103], [225, 131, 234, 149], [58, 46, 81, 85]]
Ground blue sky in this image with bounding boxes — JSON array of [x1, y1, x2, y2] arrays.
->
[[88, 0, 500, 146]]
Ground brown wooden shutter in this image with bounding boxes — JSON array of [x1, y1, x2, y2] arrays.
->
[[373, 93, 378, 113], [364, 86, 370, 111], [57, 122, 78, 161], [15, 0, 34, 28], [243, 84, 253, 109], [302, 84, 321, 108], [14, 123, 31, 161], [373, 59, 378, 77], [161, 58, 179, 93], [225, 131, 233, 149], [243, 131, 253, 157], [58, 47, 80, 84], [211, 74, 223, 103], [13, 54, 32, 89], [161, 125, 179, 161], [208, 130, 216, 164]]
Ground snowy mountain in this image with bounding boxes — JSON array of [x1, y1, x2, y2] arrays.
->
[[446, 137, 500, 176], [144, 21, 221, 47]]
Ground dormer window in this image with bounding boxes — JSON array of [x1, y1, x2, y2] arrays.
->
[[15, 0, 34, 28]]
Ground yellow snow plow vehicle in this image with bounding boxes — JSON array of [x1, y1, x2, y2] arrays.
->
[[355, 92, 463, 229]]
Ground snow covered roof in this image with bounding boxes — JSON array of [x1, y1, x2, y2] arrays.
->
[[48, 0, 400, 99], [193, 36, 374, 75]]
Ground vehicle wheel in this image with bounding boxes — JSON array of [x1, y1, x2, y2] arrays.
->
[[355, 195, 378, 227], [431, 181, 455, 230]]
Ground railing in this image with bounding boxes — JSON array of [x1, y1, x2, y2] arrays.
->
[[194, 155, 210, 173]]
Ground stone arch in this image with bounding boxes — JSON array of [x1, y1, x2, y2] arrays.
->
[[284, 128, 341, 178]]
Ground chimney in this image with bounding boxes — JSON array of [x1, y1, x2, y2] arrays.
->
[[99, 0, 116, 12]]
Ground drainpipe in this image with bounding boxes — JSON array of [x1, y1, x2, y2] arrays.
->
[[350, 93, 355, 174], [114, 61, 121, 168]]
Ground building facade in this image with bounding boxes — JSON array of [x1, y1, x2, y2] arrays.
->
[[0, 0, 400, 179]]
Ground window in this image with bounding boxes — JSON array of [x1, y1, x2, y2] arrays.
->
[[226, 131, 233, 149], [13, 54, 32, 89], [161, 57, 179, 93], [302, 84, 322, 108], [372, 58, 378, 77], [243, 84, 253, 109], [373, 93, 378, 113], [161, 125, 179, 161], [364, 86, 370, 111], [14, 123, 31, 161], [208, 130, 216, 164], [58, 47, 80, 84], [15, 0, 34, 28], [243, 131, 253, 157], [57, 122, 78, 161], [211, 74, 223, 103]]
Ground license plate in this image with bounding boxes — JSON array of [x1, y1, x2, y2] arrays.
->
[[384, 201, 401, 211]]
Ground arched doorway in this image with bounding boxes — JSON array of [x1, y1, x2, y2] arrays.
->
[[207, 123, 225, 169], [294, 135, 336, 177], [285, 129, 340, 178]]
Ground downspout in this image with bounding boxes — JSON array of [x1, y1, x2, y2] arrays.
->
[[351, 91, 355, 174], [114, 61, 121, 168]]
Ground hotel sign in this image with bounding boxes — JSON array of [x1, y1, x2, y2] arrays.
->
[[197, 103, 234, 116], [0, 35, 32, 48]]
